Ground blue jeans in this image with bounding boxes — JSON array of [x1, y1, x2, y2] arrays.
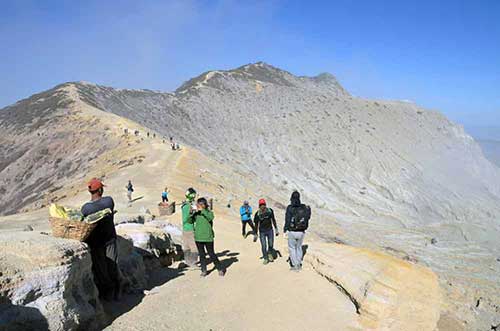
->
[[259, 229, 274, 258]]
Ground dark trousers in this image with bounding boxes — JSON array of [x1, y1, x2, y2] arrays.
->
[[195, 241, 223, 272], [241, 220, 256, 236], [162, 196, 168, 203], [90, 239, 120, 299], [259, 229, 274, 258]]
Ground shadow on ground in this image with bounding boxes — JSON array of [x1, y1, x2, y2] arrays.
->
[[102, 265, 187, 328]]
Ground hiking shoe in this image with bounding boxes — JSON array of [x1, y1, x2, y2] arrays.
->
[[263, 258, 269, 265], [253, 235, 258, 242], [218, 269, 226, 277], [242, 234, 247, 239], [268, 254, 274, 262], [200, 271, 208, 277]]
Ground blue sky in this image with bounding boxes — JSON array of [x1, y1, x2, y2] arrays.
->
[[1, 0, 499, 129]]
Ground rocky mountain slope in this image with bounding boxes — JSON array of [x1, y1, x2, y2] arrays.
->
[[1, 62, 499, 329]]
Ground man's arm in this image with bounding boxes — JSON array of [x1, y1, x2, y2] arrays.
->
[[284, 206, 291, 233], [271, 209, 279, 234], [253, 212, 259, 234]]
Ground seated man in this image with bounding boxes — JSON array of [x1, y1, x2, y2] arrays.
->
[[82, 178, 121, 301]]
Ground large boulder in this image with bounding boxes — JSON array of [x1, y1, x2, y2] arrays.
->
[[0, 232, 104, 331], [116, 223, 176, 270], [115, 236, 147, 291]]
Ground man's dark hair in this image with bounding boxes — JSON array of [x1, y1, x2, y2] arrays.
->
[[197, 197, 208, 208], [89, 187, 103, 196]]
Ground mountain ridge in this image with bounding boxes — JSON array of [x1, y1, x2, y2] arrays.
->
[[1, 63, 499, 329]]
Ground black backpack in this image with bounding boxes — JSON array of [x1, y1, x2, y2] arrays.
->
[[289, 205, 310, 231]]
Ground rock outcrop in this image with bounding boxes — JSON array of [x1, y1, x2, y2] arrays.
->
[[305, 242, 442, 331], [0, 232, 103, 331], [116, 223, 177, 270]]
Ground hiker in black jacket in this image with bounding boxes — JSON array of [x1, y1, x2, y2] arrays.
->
[[254, 199, 279, 265], [284, 191, 311, 271]]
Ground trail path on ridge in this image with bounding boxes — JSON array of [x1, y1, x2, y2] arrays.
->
[[93, 142, 361, 331]]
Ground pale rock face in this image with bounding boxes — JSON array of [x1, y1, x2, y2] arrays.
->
[[305, 242, 442, 331], [0, 232, 104, 331], [116, 223, 176, 270]]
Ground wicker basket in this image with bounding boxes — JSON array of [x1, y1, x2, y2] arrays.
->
[[158, 201, 176, 216], [49, 217, 97, 241]]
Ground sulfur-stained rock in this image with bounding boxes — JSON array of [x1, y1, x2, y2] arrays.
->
[[0, 231, 104, 331], [305, 242, 442, 331]]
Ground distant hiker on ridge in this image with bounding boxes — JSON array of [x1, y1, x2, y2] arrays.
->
[[82, 178, 121, 301], [284, 191, 311, 271], [187, 197, 226, 277], [240, 200, 257, 241], [161, 187, 169, 203], [126, 180, 134, 202], [254, 199, 279, 264], [181, 188, 198, 267]]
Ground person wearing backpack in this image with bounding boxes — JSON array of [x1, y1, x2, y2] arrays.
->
[[239, 200, 257, 241], [254, 199, 279, 265], [284, 191, 311, 271], [126, 180, 134, 202]]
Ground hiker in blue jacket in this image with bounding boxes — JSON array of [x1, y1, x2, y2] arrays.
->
[[240, 200, 257, 241]]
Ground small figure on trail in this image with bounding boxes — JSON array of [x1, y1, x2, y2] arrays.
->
[[171, 142, 176, 151], [181, 188, 198, 267], [170, 136, 173, 143], [254, 199, 279, 265], [175, 143, 180, 150], [161, 187, 169, 203], [240, 200, 257, 241], [147, 132, 150, 138], [153, 133, 156, 138], [188, 197, 226, 277], [134, 130, 139, 136], [284, 191, 311, 272], [81, 178, 121, 301], [126, 180, 134, 202]]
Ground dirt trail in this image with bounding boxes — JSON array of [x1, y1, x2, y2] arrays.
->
[[0, 140, 361, 330], [88, 142, 361, 330]]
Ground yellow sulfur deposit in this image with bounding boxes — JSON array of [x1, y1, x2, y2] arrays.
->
[[49, 204, 83, 221], [49, 203, 113, 223]]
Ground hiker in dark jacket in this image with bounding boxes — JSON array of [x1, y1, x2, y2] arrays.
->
[[187, 197, 226, 277], [82, 178, 121, 300], [254, 199, 279, 265], [284, 191, 311, 271], [126, 180, 134, 202]]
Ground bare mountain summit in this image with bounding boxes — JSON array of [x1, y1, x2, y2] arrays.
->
[[1, 62, 499, 329]]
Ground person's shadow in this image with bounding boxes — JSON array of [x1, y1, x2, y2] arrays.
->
[[102, 264, 187, 327], [0, 301, 49, 331], [204, 250, 239, 274]]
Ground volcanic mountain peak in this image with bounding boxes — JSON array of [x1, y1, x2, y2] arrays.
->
[[175, 62, 348, 95]]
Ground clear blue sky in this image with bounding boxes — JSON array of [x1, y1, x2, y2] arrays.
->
[[1, 0, 499, 128]]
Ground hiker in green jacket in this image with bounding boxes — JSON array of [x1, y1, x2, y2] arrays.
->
[[181, 188, 198, 267], [188, 197, 226, 277]]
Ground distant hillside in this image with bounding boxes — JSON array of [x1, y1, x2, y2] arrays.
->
[[478, 139, 500, 167]]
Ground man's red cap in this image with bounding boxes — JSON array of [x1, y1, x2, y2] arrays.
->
[[88, 178, 105, 191], [258, 198, 266, 206]]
